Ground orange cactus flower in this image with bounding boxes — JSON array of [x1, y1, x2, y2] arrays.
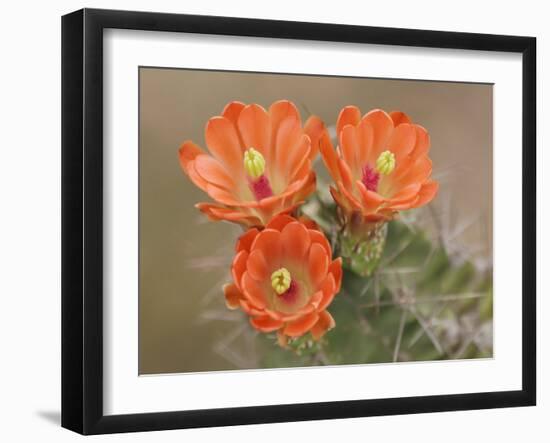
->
[[318, 107, 439, 222], [179, 100, 325, 227], [223, 214, 343, 345]]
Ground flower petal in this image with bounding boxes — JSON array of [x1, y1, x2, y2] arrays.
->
[[240, 299, 264, 316], [266, 214, 295, 231], [247, 249, 270, 282], [389, 111, 412, 127], [319, 130, 340, 183], [337, 158, 355, 190], [204, 183, 241, 206], [304, 115, 325, 160], [283, 311, 319, 337], [257, 194, 285, 217], [178, 141, 209, 191], [241, 271, 267, 309], [237, 104, 270, 156], [275, 117, 303, 177], [410, 125, 430, 158], [264, 308, 283, 321], [356, 180, 385, 209], [236, 228, 260, 253], [387, 183, 422, 205], [195, 202, 257, 225], [202, 204, 259, 225], [269, 100, 301, 128], [193, 155, 236, 190], [362, 109, 394, 160], [289, 157, 311, 183], [318, 273, 336, 311], [250, 229, 283, 268], [223, 283, 243, 310], [386, 123, 417, 164], [232, 250, 248, 291], [250, 315, 283, 332], [308, 229, 332, 258], [329, 257, 343, 292], [205, 116, 244, 173], [288, 135, 312, 181], [308, 243, 329, 288], [338, 181, 363, 210], [356, 120, 374, 168], [288, 171, 316, 205], [269, 100, 301, 160], [339, 124, 359, 172], [336, 105, 361, 137], [413, 180, 439, 208], [300, 217, 320, 231], [281, 221, 311, 263], [330, 186, 351, 212], [311, 310, 335, 340], [392, 153, 432, 185], [222, 101, 246, 127], [309, 290, 323, 308], [384, 198, 419, 211]]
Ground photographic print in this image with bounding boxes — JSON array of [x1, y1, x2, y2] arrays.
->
[[62, 10, 535, 433], [138, 67, 493, 375]]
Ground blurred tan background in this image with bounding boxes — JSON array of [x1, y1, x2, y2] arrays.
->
[[139, 67, 492, 374]]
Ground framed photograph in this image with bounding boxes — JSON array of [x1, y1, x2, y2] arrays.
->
[[61, 8, 536, 434]]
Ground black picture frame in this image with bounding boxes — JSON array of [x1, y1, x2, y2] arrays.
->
[[61, 8, 537, 435]]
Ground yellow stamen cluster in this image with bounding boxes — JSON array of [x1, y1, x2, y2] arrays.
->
[[376, 150, 396, 175], [271, 267, 291, 295], [243, 147, 266, 179]]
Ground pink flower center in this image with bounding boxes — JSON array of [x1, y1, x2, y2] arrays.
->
[[249, 175, 274, 200], [362, 164, 380, 192], [278, 280, 299, 304]]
